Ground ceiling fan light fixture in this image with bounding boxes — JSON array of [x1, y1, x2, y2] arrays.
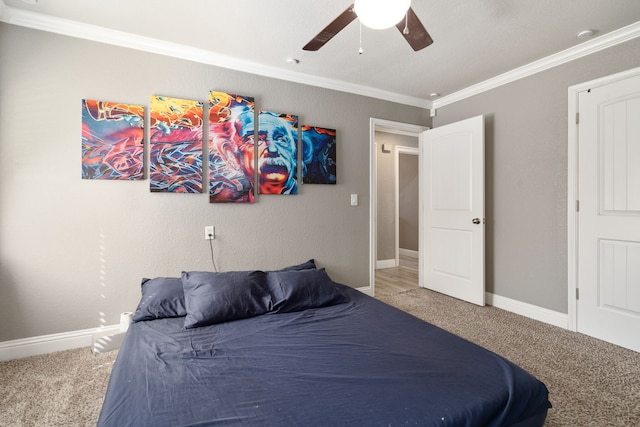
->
[[354, 0, 411, 30]]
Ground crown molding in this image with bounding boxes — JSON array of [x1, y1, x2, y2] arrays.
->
[[1, 2, 637, 112], [0, 3, 430, 109], [432, 20, 640, 109], [371, 117, 428, 136]]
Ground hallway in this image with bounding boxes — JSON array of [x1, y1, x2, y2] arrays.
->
[[375, 254, 419, 298]]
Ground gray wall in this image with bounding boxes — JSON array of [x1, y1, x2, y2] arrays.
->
[[398, 153, 419, 252], [2, 22, 638, 342], [375, 132, 418, 261], [0, 23, 429, 341], [433, 38, 640, 313]]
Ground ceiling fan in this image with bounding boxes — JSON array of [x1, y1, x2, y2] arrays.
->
[[303, 0, 433, 52]]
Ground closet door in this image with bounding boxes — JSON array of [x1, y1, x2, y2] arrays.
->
[[576, 73, 640, 352]]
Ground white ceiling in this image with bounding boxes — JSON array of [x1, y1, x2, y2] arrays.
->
[[2, 0, 639, 108]]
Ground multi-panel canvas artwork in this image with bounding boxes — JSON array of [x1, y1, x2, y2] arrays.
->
[[149, 95, 204, 193], [208, 91, 255, 203], [258, 111, 299, 195], [81, 99, 145, 180], [83, 91, 337, 200], [302, 126, 337, 185]]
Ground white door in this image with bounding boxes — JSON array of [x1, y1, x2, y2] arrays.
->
[[577, 73, 640, 352], [420, 115, 485, 306]]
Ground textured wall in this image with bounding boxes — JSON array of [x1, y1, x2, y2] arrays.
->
[[433, 38, 640, 313], [0, 23, 429, 341], [398, 153, 419, 251]]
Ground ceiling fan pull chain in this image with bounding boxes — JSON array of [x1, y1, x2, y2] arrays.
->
[[403, 12, 409, 35], [359, 21, 364, 54]]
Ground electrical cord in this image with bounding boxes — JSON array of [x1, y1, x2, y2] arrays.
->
[[208, 234, 218, 272]]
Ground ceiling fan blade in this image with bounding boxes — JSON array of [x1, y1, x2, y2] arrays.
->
[[303, 4, 357, 51], [396, 7, 433, 51]]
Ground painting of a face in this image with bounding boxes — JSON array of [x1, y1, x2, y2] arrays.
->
[[209, 91, 255, 203], [149, 95, 203, 193], [258, 111, 298, 195]]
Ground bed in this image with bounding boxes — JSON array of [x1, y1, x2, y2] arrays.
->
[[98, 261, 551, 426]]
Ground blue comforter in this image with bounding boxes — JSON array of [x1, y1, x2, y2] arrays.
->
[[98, 286, 551, 426]]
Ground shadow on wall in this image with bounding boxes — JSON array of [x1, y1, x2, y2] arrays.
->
[[0, 267, 24, 342], [484, 114, 495, 295]]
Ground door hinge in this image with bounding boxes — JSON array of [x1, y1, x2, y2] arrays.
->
[[576, 112, 580, 125], [576, 200, 580, 212], [576, 288, 579, 300]]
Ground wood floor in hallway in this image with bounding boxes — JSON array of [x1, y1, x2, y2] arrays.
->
[[374, 254, 420, 298]]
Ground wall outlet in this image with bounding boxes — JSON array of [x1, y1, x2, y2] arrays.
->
[[204, 226, 215, 240]]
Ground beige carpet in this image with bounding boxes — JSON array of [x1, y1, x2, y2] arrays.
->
[[1, 288, 639, 426], [0, 347, 116, 426]]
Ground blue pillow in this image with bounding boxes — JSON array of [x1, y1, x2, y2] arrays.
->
[[266, 268, 349, 314], [132, 277, 187, 322], [278, 259, 316, 271], [182, 270, 272, 328]]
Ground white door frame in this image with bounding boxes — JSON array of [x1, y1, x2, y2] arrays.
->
[[395, 145, 420, 266], [567, 66, 640, 331], [365, 118, 428, 296]]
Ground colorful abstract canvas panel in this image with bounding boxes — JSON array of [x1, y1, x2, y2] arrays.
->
[[81, 99, 144, 180], [149, 96, 204, 193], [208, 91, 256, 203], [302, 126, 337, 185], [258, 111, 299, 195]]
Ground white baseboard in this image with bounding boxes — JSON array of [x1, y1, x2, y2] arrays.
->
[[357, 286, 374, 296], [399, 248, 419, 258], [486, 292, 569, 329], [376, 259, 397, 269], [0, 293, 569, 361], [0, 324, 120, 361]]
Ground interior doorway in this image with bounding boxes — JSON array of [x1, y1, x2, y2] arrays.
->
[[369, 116, 484, 303], [368, 118, 428, 296], [375, 136, 419, 269]]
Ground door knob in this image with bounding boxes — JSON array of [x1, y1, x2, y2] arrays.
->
[[472, 218, 481, 224]]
